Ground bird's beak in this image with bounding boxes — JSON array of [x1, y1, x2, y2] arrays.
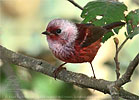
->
[[42, 31, 51, 35]]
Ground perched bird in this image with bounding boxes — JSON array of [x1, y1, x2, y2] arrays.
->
[[42, 19, 125, 78]]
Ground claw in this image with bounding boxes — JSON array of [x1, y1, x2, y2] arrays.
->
[[53, 62, 67, 79], [53, 67, 66, 79]]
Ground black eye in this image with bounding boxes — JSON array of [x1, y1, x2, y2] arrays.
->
[[56, 29, 61, 34]]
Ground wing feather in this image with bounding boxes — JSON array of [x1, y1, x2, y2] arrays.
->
[[75, 24, 107, 47]]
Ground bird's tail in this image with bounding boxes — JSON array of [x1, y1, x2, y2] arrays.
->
[[103, 21, 125, 30]]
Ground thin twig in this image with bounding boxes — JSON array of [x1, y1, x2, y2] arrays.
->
[[114, 37, 129, 79], [0, 45, 139, 100], [114, 37, 120, 79], [67, 0, 83, 10], [117, 37, 129, 53]]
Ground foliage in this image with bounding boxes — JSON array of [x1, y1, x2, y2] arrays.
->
[[126, 9, 139, 39], [81, 1, 139, 42]]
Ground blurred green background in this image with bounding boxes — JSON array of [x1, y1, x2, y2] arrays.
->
[[0, 0, 139, 100]]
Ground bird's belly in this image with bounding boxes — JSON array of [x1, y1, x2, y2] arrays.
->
[[70, 41, 101, 63], [53, 40, 101, 63]]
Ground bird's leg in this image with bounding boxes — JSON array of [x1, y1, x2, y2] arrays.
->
[[53, 62, 67, 79], [89, 62, 96, 78]]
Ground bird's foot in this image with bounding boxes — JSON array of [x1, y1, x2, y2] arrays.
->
[[91, 75, 96, 79], [93, 74, 96, 79], [53, 66, 66, 80]]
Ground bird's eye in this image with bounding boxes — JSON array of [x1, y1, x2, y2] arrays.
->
[[56, 29, 61, 34]]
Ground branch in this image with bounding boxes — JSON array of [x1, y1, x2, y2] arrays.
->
[[109, 84, 119, 100], [0, 45, 139, 100], [115, 53, 139, 87], [67, 0, 83, 10], [2, 62, 26, 100]]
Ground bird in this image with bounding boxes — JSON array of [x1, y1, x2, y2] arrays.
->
[[42, 18, 125, 78]]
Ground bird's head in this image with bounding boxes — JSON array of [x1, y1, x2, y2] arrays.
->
[[42, 19, 78, 45]]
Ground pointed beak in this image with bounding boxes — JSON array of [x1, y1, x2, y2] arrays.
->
[[42, 31, 51, 35]]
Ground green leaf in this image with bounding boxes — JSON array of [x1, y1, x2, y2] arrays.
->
[[124, 32, 128, 37], [129, 27, 139, 39], [81, 1, 127, 25], [114, 27, 121, 34], [102, 31, 114, 42], [127, 23, 133, 35], [81, 1, 127, 42], [126, 9, 139, 35]]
